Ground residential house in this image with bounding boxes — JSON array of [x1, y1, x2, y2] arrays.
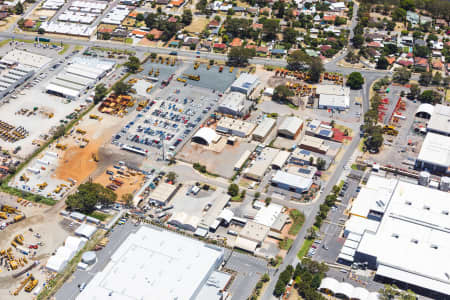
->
[[168, 16, 178, 23], [414, 39, 427, 47], [155, 0, 169, 4], [230, 38, 243, 47], [111, 28, 128, 42], [386, 56, 396, 65], [432, 59, 443, 70], [200, 40, 212, 50], [271, 48, 287, 57], [330, 2, 346, 11], [367, 41, 383, 48], [213, 43, 227, 52], [208, 19, 220, 29], [252, 23, 263, 30], [414, 57, 429, 71], [435, 19, 448, 28], [407, 11, 432, 25], [256, 46, 269, 56], [148, 28, 163, 40], [322, 15, 336, 23], [431, 40, 443, 50], [170, 0, 184, 6], [184, 36, 199, 48], [23, 19, 35, 28], [233, 6, 246, 13], [397, 59, 413, 67], [97, 27, 113, 40]]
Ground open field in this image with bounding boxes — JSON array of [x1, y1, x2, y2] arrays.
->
[[184, 18, 209, 33]]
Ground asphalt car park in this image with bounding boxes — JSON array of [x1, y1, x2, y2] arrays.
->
[[113, 81, 220, 158]]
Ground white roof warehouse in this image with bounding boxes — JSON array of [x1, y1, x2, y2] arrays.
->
[[415, 132, 450, 175], [78, 226, 225, 300], [343, 174, 450, 298]]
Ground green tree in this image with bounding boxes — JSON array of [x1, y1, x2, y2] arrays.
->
[[181, 9, 192, 26], [166, 171, 177, 182], [393, 67, 411, 84], [272, 85, 294, 103], [37, 27, 45, 34], [379, 284, 400, 300], [376, 57, 389, 70], [94, 83, 108, 104], [408, 83, 420, 99], [308, 58, 324, 83], [122, 193, 133, 207], [392, 7, 406, 22], [228, 183, 239, 197], [346, 72, 365, 89], [112, 81, 131, 95], [351, 34, 364, 48], [273, 280, 286, 297], [265, 197, 271, 206], [136, 13, 144, 22], [317, 158, 326, 170], [287, 50, 310, 71], [419, 71, 432, 86], [432, 72, 442, 85], [66, 182, 117, 214], [283, 27, 298, 45], [418, 90, 442, 104], [15, 2, 24, 14], [414, 45, 429, 58], [125, 56, 140, 73], [400, 0, 415, 10], [227, 47, 255, 67], [345, 51, 359, 64]]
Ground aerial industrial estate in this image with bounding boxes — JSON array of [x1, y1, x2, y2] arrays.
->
[[0, 0, 448, 299]]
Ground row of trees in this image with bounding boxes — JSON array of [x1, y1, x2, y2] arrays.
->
[[287, 50, 324, 83], [66, 182, 117, 214], [363, 93, 384, 152]]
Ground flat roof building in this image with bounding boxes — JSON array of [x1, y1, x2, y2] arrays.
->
[[77, 226, 225, 300], [148, 183, 180, 206], [277, 116, 303, 139], [344, 175, 450, 298], [252, 117, 276, 142], [315, 84, 350, 110], [244, 147, 279, 181], [216, 117, 256, 137], [427, 104, 450, 136], [271, 150, 291, 170], [217, 92, 248, 117], [271, 170, 313, 193], [415, 132, 450, 175], [230, 73, 259, 96], [299, 135, 329, 154], [234, 150, 251, 171]]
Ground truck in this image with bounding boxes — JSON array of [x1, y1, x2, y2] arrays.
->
[[35, 37, 50, 43]]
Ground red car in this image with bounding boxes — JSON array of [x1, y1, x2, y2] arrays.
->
[[28, 245, 38, 249]]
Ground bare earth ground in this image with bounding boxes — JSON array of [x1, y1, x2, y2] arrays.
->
[[184, 18, 209, 33]]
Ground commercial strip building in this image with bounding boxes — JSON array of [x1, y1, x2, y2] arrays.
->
[[270, 170, 313, 193], [415, 132, 450, 175], [342, 174, 450, 298], [217, 92, 249, 117], [230, 73, 259, 96], [252, 117, 276, 142], [46, 57, 115, 99], [277, 116, 303, 139], [426, 104, 450, 136], [299, 135, 330, 154], [216, 117, 256, 137], [77, 226, 227, 300]]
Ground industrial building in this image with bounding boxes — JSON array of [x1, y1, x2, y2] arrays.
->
[[271, 150, 291, 170], [46, 57, 115, 99], [270, 171, 313, 193], [1, 49, 52, 69], [0, 62, 34, 99], [217, 92, 249, 117], [197, 193, 231, 233], [426, 104, 450, 136], [192, 127, 221, 146], [46, 236, 86, 273], [77, 226, 226, 300], [234, 221, 270, 253], [277, 116, 303, 139], [299, 135, 329, 154], [252, 118, 276, 142], [315, 84, 350, 110], [244, 147, 279, 181], [415, 132, 450, 175], [168, 212, 201, 232], [342, 175, 450, 298], [290, 148, 318, 166], [148, 183, 180, 206], [230, 73, 259, 96], [305, 119, 334, 140], [216, 117, 256, 137], [234, 150, 251, 171]]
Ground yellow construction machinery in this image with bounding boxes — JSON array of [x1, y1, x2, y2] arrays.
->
[[89, 114, 102, 121], [382, 125, 399, 136], [14, 234, 24, 245], [13, 215, 24, 223], [2, 205, 18, 214], [37, 182, 47, 190], [56, 144, 67, 150], [229, 67, 234, 73], [20, 174, 29, 182], [194, 62, 200, 70], [146, 85, 153, 93], [182, 73, 200, 81], [0, 212, 7, 219], [14, 274, 32, 296], [207, 64, 211, 70], [25, 276, 38, 293], [148, 68, 153, 76], [127, 78, 138, 84], [76, 128, 86, 135], [92, 153, 99, 162], [177, 77, 187, 83]]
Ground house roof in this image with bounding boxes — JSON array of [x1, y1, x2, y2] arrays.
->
[[149, 28, 163, 39], [367, 41, 382, 48], [168, 16, 178, 23], [208, 19, 220, 27], [414, 57, 428, 66], [323, 15, 336, 21], [128, 11, 138, 18], [213, 43, 226, 49], [386, 57, 396, 65], [23, 19, 35, 28], [170, 0, 184, 6], [397, 60, 413, 67], [98, 27, 113, 33], [230, 38, 242, 47], [252, 23, 263, 30], [256, 46, 268, 53]]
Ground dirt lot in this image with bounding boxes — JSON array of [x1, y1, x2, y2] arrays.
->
[[0, 193, 70, 300], [184, 18, 209, 33], [53, 111, 131, 183]]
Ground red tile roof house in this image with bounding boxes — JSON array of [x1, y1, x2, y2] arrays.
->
[[147, 28, 163, 40], [322, 15, 336, 23], [256, 46, 269, 56], [397, 60, 413, 67], [252, 23, 263, 30], [320, 45, 332, 53], [432, 60, 443, 70], [23, 19, 35, 28], [213, 43, 227, 52], [367, 41, 382, 48], [167, 16, 178, 23], [386, 57, 396, 65], [230, 38, 243, 47], [414, 57, 429, 71], [97, 27, 113, 40], [208, 19, 220, 29]]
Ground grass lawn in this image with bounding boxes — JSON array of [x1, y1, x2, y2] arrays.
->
[[125, 37, 133, 44], [279, 238, 293, 250], [231, 195, 243, 202], [58, 43, 70, 55], [88, 211, 110, 221], [288, 209, 305, 236], [297, 239, 313, 260]]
